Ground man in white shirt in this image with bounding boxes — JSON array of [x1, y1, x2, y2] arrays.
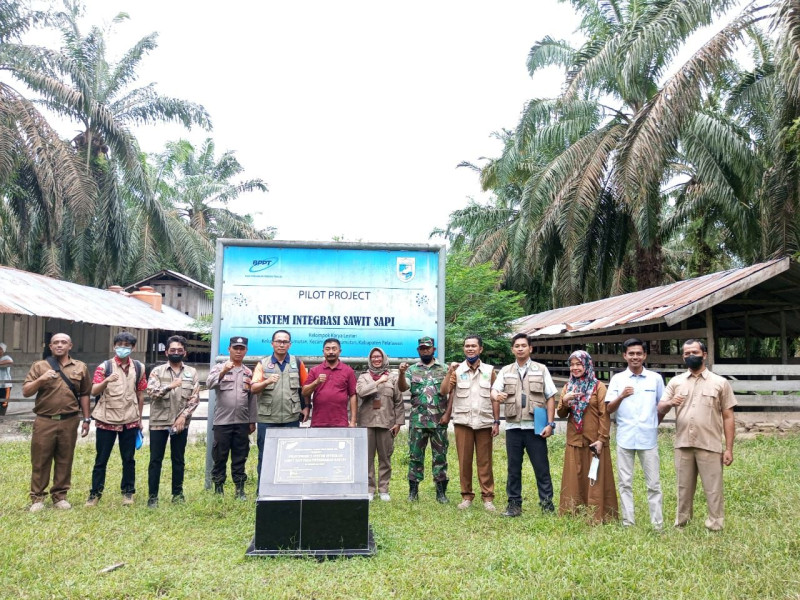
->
[[606, 338, 664, 529]]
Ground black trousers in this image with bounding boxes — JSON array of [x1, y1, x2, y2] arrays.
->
[[505, 428, 553, 507], [148, 428, 188, 498], [212, 423, 251, 485], [91, 427, 138, 496]]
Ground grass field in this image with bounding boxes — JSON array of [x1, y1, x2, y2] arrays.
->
[[0, 431, 798, 600]]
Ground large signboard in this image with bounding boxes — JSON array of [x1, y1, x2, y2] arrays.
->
[[213, 241, 444, 359]]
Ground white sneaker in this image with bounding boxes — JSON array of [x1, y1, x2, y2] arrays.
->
[[379, 493, 391, 502], [457, 499, 472, 510], [483, 500, 497, 512], [53, 499, 72, 510], [367, 492, 374, 501], [29, 501, 45, 513]]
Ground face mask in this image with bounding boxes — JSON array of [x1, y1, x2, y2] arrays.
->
[[684, 355, 704, 370], [419, 354, 434, 364], [167, 354, 183, 364], [465, 355, 480, 364], [115, 347, 132, 359]]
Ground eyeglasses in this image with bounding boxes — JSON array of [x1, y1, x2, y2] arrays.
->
[[273, 340, 291, 345]]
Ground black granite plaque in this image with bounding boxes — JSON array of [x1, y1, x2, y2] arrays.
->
[[246, 427, 375, 558]]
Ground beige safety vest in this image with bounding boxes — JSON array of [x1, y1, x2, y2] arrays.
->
[[93, 361, 140, 425], [451, 361, 494, 429], [500, 361, 547, 423]]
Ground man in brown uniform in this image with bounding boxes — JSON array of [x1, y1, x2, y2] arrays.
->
[[441, 335, 499, 511], [22, 334, 92, 512], [658, 339, 736, 531]]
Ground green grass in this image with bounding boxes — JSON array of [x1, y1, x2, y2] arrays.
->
[[1, 432, 798, 599]]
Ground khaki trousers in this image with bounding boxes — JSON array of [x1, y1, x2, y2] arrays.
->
[[367, 427, 394, 493], [30, 415, 80, 503], [617, 446, 663, 528], [674, 446, 725, 531], [454, 423, 494, 501]]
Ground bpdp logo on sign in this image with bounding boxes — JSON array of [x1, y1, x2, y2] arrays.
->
[[396, 257, 415, 282]]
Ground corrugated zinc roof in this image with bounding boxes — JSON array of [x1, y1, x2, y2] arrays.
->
[[514, 258, 792, 338], [0, 266, 199, 331]]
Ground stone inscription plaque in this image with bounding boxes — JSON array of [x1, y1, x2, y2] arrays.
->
[[274, 438, 355, 484]]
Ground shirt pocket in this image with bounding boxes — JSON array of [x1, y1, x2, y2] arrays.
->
[[700, 392, 719, 411], [455, 380, 471, 399]]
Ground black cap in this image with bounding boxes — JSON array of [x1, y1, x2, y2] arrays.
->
[[229, 336, 248, 347]]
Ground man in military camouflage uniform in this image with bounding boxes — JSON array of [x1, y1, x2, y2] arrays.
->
[[398, 336, 450, 503]]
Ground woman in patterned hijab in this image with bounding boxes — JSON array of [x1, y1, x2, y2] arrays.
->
[[556, 349, 618, 523]]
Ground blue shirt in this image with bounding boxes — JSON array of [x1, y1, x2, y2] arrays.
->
[[606, 367, 664, 450]]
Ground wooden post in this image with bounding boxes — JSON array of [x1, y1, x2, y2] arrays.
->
[[781, 310, 788, 366], [705, 308, 715, 368], [744, 312, 751, 363]]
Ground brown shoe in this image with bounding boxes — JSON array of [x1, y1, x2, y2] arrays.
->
[[122, 493, 134, 506], [85, 495, 100, 507]]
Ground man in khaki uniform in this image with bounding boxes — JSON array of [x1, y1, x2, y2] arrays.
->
[[146, 335, 200, 507], [441, 335, 499, 511], [22, 333, 92, 511], [658, 339, 736, 531]]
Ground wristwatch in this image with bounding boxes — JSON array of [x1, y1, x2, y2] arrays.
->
[[548, 422, 556, 429], [82, 418, 91, 423], [492, 420, 500, 425]]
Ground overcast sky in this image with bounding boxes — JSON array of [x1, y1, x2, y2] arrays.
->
[[65, 0, 580, 245]]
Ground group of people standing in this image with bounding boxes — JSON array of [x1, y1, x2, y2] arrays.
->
[[20, 328, 736, 531], [387, 334, 736, 531]]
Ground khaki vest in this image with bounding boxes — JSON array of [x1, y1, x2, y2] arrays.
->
[[148, 363, 198, 428], [258, 355, 302, 424], [500, 361, 547, 423], [93, 361, 141, 425], [451, 361, 494, 429]]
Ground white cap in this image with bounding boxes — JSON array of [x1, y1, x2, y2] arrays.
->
[[0, 343, 6, 352]]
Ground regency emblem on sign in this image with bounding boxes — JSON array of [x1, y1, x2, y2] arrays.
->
[[397, 257, 415, 282]]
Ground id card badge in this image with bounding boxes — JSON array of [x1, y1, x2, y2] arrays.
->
[[588, 456, 600, 485], [520, 392, 527, 408]]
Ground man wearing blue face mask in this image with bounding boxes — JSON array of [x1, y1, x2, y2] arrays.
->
[[86, 332, 146, 507], [441, 335, 499, 511], [658, 339, 736, 531]]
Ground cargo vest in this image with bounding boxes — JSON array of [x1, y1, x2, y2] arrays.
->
[[500, 361, 548, 423], [148, 363, 198, 429], [258, 355, 302, 424], [451, 361, 494, 429], [93, 360, 141, 425]]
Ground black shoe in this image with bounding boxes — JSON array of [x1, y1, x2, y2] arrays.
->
[[235, 485, 246, 501], [408, 480, 419, 502], [435, 480, 449, 504], [147, 496, 158, 509], [540, 500, 555, 513], [172, 494, 185, 504], [502, 501, 522, 517], [214, 482, 224, 495]]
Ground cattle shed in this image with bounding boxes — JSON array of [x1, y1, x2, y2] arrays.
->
[[513, 257, 800, 415], [0, 266, 203, 410]]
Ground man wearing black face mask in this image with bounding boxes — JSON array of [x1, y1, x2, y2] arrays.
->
[[658, 339, 736, 531], [398, 336, 449, 502], [145, 335, 200, 507]]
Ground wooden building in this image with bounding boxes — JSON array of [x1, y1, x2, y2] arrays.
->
[[513, 258, 800, 415], [124, 270, 213, 319]]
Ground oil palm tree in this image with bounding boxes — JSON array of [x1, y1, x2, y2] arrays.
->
[[5, 0, 211, 285]]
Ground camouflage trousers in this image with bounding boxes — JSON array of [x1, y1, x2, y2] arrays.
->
[[408, 426, 448, 483]]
